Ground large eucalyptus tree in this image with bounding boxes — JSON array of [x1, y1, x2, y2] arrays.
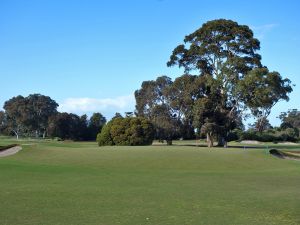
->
[[167, 19, 292, 147]]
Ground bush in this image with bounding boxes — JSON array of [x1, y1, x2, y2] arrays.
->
[[97, 117, 154, 146], [240, 127, 299, 143], [97, 121, 114, 146]]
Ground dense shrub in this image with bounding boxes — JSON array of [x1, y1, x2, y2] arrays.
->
[[97, 121, 114, 146], [239, 128, 299, 142], [97, 117, 155, 146]]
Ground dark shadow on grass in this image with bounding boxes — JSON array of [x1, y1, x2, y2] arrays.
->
[[175, 144, 261, 149]]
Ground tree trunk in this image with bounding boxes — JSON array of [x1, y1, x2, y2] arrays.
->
[[43, 131, 46, 139], [13, 130, 19, 140], [207, 133, 213, 148], [166, 139, 173, 145], [218, 136, 228, 148], [223, 141, 228, 148]]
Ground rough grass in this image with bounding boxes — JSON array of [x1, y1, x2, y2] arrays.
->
[[0, 138, 300, 225]]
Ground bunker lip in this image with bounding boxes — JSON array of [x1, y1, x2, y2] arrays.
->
[[270, 149, 300, 161], [0, 145, 22, 157]]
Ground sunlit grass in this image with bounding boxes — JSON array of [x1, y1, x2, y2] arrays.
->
[[0, 138, 299, 225]]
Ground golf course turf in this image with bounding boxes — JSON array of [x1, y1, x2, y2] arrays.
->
[[0, 139, 300, 225]]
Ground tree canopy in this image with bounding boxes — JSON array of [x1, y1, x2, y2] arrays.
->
[[135, 19, 293, 147], [1, 94, 106, 141]]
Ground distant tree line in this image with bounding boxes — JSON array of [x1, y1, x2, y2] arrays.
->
[[240, 109, 300, 142], [0, 94, 106, 140]]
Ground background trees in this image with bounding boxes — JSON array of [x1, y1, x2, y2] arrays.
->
[[0, 110, 7, 134], [87, 113, 106, 140], [47, 113, 86, 140], [3, 94, 59, 139], [1, 94, 106, 141]]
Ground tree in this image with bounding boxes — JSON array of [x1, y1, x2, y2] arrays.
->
[[0, 110, 7, 134], [3, 95, 27, 139], [238, 68, 292, 133], [192, 76, 237, 147], [47, 112, 87, 140], [167, 74, 202, 139], [97, 117, 154, 146], [25, 94, 58, 138], [279, 109, 300, 138], [3, 94, 58, 139], [167, 19, 292, 147], [112, 112, 123, 120], [279, 109, 300, 129], [253, 117, 273, 133], [151, 104, 180, 145], [87, 113, 106, 140], [135, 76, 180, 144], [135, 76, 173, 117], [97, 121, 114, 146]]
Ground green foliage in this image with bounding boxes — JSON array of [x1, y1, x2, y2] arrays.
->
[[97, 121, 114, 146], [279, 109, 300, 136], [167, 19, 262, 73], [47, 112, 87, 141], [165, 19, 292, 146], [87, 113, 106, 140], [238, 68, 293, 132], [97, 117, 154, 146], [240, 128, 299, 142], [135, 76, 182, 144], [3, 94, 58, 138]]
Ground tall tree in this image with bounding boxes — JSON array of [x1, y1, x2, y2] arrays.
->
[[279, 109, 300, 137], [88, 113, 106, 140], [135, 76, 179, 144], [167, 74, 202, 139], [47, 112, 87, 140], [167, 19, 292, 147], [237, 68, 292, 132], [0, 110, 7, 134], [25, 94, 59, 138], [3, 95, 27, 139], [3, 94, 58, 139]]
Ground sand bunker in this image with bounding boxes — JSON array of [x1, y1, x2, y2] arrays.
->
[[270, 149, 300, 161], [0, 146, 22, 157]]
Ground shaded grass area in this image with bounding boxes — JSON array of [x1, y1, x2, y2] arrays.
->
[[0, 139, 300, 225], [0, 144, 19, 152]]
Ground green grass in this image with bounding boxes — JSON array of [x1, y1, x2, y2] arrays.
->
[[0, 138, 300, 225]]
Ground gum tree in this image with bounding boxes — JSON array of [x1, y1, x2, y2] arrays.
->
[[167, 19, 292, 147]]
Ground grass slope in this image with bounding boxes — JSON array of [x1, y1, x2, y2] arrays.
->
[[0, 139, 300, 225]]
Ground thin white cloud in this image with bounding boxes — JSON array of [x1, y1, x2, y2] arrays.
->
[[251, 23, 278, 39], [58, 95, 135, 116]]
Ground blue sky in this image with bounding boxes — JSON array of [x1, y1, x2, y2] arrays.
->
[[0, 0, 299, 125]]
